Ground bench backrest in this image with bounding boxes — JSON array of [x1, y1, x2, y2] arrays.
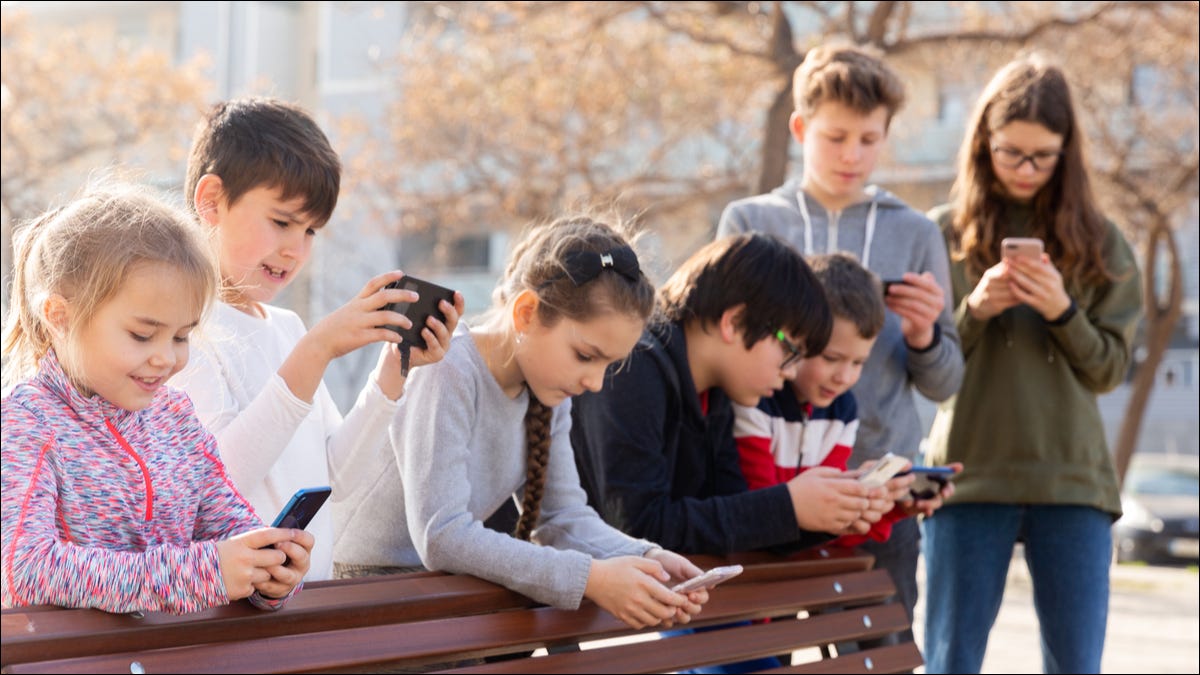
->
[[1, 550, 922, 674]]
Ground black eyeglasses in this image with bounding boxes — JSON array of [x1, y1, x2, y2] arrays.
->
[[991, 146, 1062, 173], [775, 330, 804, 370]]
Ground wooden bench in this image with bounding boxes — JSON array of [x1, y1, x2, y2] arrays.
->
[[1, 547, 922, 673]]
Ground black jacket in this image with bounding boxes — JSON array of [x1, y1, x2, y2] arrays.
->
[[570, 320, 830, 554]]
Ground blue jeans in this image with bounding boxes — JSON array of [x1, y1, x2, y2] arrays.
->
[[922, 503, 1112, 674]]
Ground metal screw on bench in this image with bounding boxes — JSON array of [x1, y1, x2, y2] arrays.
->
[[129, 661, 145, 674], [862, 614, 873, 628], [833, 581, 843, 593], [863, 656, 875, 670]]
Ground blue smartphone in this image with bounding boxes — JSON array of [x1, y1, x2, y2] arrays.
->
[[899, 466, 955, 500], [272, 486, 332, 530]]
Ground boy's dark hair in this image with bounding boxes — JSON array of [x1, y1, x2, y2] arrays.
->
[[659, 233, 832, 356], [793, 42, 906, 129], [185, 97, 341, 226], [807, 252, 885, 340]]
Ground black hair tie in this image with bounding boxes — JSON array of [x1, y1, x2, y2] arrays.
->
[[559, 246, 641, 286]]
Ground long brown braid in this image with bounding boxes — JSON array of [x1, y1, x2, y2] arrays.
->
[[514, 395, 553, 541]]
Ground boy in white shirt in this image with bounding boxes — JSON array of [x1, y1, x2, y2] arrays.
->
[[174, 97, 463, 580]]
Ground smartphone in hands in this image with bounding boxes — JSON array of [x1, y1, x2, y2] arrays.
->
[[671, 565, 744, 593], [1001, 237, 1044, 263], [858, 453, 910, 488], [272, 486, 332, 530], [898, 466, 956, 500], [381, 276, 457, 350]]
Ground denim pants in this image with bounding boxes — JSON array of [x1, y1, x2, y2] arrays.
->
[[922, 503, 1112, 674]]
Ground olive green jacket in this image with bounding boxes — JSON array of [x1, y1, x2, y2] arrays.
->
[[927, 203, 1142, 517]]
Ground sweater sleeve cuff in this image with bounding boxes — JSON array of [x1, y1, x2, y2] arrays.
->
[[1044, 298, 1078, 326], [908, 322, 942, 354], [248, 581, 301, 611]]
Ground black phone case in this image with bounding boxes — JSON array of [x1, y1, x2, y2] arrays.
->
[[381, 276, 456, 350]]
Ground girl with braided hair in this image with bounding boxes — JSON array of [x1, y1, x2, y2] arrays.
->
[[333, 216, 709, 629]]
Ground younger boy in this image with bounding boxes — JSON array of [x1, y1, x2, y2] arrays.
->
[[716, 42, 963, 647], [173, 97, 463, 580], [734, 253, 953, 549], [570, 233, 904, 556]]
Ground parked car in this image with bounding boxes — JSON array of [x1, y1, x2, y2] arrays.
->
[[1113, 454, 1200, 565]]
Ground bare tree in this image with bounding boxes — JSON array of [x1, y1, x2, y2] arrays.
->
[[352, 1, 1196, 472], [1063, 2, 1199, 485], [1, 10, 209, 308]]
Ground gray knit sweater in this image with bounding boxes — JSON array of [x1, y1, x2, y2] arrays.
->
[[717, 180, 964, 466], [332, 328, 655, 609]]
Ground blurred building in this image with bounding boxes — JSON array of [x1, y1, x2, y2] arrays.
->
[[6, 1, 1197, 456]]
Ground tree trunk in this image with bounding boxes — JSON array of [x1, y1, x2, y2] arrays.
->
[[1113, 219, 1184, 488], [755, 2, 801, 194]]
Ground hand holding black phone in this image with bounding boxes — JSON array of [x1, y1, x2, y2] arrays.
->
[[381, 276, 457, 350], [899, 467, 955, 500]]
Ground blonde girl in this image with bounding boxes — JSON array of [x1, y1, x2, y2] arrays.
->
[[2, 185, 313, 614]]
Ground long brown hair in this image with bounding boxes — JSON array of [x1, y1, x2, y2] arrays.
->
[[947, 53, 1113, 287], [496, 216, 656, 541]]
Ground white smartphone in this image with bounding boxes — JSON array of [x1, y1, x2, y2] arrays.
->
[[670, 564, 744, 593], [858, 453, 910, 488]]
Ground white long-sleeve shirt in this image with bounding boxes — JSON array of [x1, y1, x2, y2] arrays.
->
[[173, 302, 400, 580]]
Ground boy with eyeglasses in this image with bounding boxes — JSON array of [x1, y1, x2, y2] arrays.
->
[[734, 252, 958, 550], [570, 233, 906, 556], [716, 42, 963, 650]]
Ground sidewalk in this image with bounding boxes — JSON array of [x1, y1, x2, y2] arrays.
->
[[912, 546, 1200, 673]]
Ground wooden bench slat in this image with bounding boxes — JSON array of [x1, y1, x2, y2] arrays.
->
[[437, 603, 911, 674], [2, 570, 897, 674], [1, 573, 532, 667], [759, 642, 925, 674]]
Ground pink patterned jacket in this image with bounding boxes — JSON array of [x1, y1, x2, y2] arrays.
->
[[2, 351, 287, 614]]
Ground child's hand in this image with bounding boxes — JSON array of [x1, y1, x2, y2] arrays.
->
[[584, 556, 692, 630], [216, 528, 293, 601], [408, 291, 464, 369], [785, 466, 873, 534], [644, 548, 708, 625], [898, 462, 963, 518], [374, 291, 466, 399], [305, 271, 412, 362], [967, 262, 1020, 321], [885, 271, 945, 350], [1006, 254, 1071, 321], [254, 528, 316, 599]]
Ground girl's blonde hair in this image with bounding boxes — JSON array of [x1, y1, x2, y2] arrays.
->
[[2, 184, 219, 392], [493, 214, 656, 541]]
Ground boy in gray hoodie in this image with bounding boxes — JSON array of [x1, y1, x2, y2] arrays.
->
[[716, 42, 963, 651]]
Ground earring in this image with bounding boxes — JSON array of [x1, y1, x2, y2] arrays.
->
[[515, 332, 525, 345]]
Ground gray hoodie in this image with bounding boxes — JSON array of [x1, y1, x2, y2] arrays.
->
[[717, 180, 963, 466]]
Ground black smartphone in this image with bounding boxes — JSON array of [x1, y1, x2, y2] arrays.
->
[[381, 276, 457, 350], [899, 466, 955, 500], [882, 279, 907, 295], [272, 486, 332, 530]]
